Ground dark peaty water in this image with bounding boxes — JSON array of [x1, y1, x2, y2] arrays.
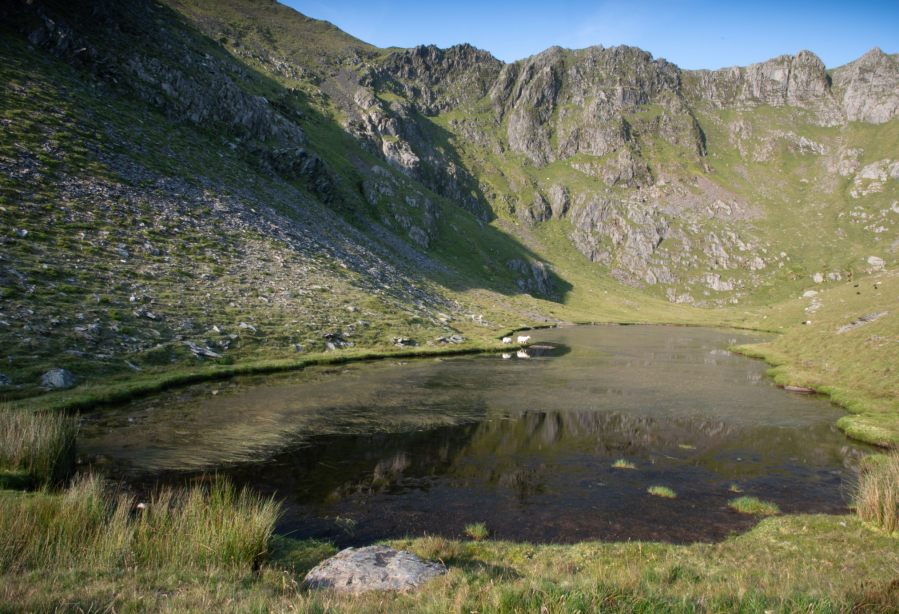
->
[[80, 326, 872, 545]]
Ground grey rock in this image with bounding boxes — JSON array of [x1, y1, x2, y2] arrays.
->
[[837, 311, 892, 334], [0, 373, 11, 386], [305, 545, 447, 594], [832, 47, 899, 124], [408, 226, 430, 248], [548, 185, 569, 218], [517, 193, 551, 224], [41, 369, 77, 388], [182, 341, 223, 359]]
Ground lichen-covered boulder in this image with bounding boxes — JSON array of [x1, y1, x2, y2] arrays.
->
[[304, 545, 447, 594]]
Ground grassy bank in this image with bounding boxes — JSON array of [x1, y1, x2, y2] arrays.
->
[[10, 335, 525, 415], [1, 505, 896, 613], [2, 378, 899, 613], [731, 269, 899, 448], [0, 407, 76, 489]]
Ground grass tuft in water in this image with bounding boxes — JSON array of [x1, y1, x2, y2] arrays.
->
[[612, 459, 636, 469], [0, 406, 77, 487], [647, 486, 676, 498], [0, 475, 281, 572], [855, 452, 899, 535], [464, 522, 489, 541], [729, 496, 780, 515], [729, 484, 743, 493]]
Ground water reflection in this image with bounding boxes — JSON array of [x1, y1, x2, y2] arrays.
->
[[80, 326, 874, 544], [196, 407, 868, 546]]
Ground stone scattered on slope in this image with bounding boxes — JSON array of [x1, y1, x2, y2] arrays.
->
[[41, 369, 77, 388], [836, 311, 892, 334], [182, 341, 223, 359], [304, 545, 447, 594]]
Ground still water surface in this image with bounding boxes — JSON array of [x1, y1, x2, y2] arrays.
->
[[80, 326, 872, 544]]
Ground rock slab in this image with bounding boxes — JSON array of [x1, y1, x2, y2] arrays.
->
[[304, 545, 447, 594]]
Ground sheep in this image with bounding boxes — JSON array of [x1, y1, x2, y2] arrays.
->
[[516, 350, 530, 359], [502, 337, 513, 344], [517, 335, 531, 344]]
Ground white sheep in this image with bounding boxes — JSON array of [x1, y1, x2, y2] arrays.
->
[[517, 335, 531, 344], [502, 337, 512, 344], [516, 350, 530, 359]]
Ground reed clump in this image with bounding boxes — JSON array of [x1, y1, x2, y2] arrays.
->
[[464, 522, 488, 541], [0, 406, 77, 486], [728, 496, 780, 516], [0, 475, 281, 572], [855, 452, 899, 535], [647, 486, 676, 498]]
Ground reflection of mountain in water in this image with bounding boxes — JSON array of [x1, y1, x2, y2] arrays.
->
[[198, 407, 870, 546], [218, 409, 866, 509]]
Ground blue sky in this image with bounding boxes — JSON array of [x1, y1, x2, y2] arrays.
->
[[283, 0, 898, 70]]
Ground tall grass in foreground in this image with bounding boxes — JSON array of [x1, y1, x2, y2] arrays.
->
[[0, 476, 281, 572], [855, 452, 899, 535], [0, 406, 77, 486]]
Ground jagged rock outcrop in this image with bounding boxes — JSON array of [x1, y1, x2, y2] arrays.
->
[[684, 50, 844, 124], [548, 185, 569, 218], [508, 259, 558, 298], [378, 44, 504, 115], [831, 47, 899, 124], [517, 193, 552, 224]]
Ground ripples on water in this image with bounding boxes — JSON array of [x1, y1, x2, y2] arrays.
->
[[80, 326, 873, 544]]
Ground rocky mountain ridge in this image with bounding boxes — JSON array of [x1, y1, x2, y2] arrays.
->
[[1, 0, 897, 395]]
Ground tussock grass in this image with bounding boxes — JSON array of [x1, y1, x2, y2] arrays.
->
[[0, 476, 280, 572], [0, 406, 77, 486], [647, 486, 676, 498], [729, 496, 780, 515], [612, 459, 636, 469], [855, 452, 899, 535], [464, 522, 488, 540]]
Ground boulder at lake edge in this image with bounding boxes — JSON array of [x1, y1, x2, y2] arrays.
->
[[304, 545, 447, 594]]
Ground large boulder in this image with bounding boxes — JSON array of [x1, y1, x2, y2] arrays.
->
[[305, 545, 447, 594], [41, 369, 77, 389]]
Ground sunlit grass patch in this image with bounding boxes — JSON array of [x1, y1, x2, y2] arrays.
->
[[729, 484, 743, 493], [464, 522, 488, 540], [855, 451, 899, 535], [729, 496, 779, 515], [0, 476, 281, 572], [647, 486, 676, 498], [612, 459, 636, 469]]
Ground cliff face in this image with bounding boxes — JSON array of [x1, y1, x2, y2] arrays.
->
[[348, 40, 898, 300], [831, 47, 899, 124], [5, 0, 899, 335]]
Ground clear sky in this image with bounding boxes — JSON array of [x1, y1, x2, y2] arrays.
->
[[282, 0, 898, 70]]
